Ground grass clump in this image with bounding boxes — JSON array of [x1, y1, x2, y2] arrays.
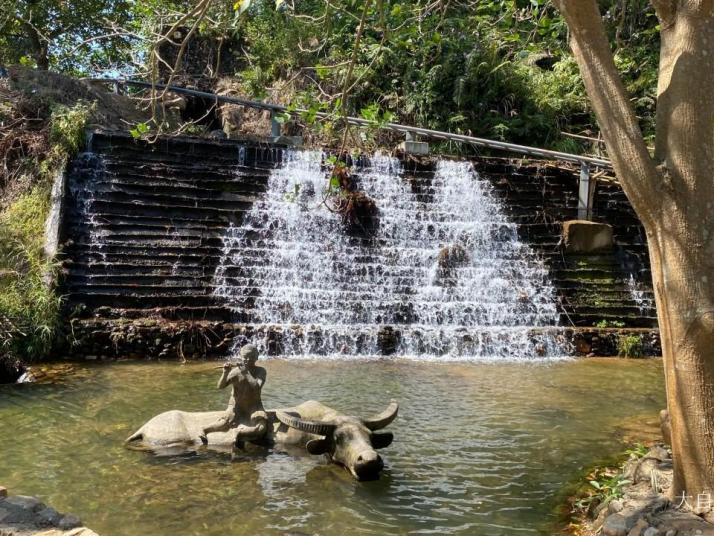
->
[[0, 101, 93, 363], [618, 335, 644, 358], [49, 101, 94, 155], [0, 186, 62, 361], [573, 468, 631, 514]]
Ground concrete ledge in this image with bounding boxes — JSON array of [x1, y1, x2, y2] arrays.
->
[[398, 140, 429, 155], [60, 319, 661, 359], [562, 220, 613, 253], [44, 167, 67, 260]]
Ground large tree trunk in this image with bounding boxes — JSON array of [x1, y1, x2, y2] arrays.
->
[[554, 0, 714, 500], [649, 212, 714, 499]]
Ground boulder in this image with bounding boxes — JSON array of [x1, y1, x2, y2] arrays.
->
[[603, 513, 632, 536], [627, 517, 651, 536], [4, 495, 45, 512], [562, 220, 614, 253], [36, 506, 62, 526]]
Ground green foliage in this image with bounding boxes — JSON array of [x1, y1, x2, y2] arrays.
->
[[595, 319, 626, 328], [618, 335, 644, 358], [0, 187, 62, 362], [0, 101, 89, 361], [574, 470, 631, 512], [0, 0, 133, 74], [0, 0, 660, 151], [49, 102, 95, 154], [572, 442, 650, 517], [624, 443, 649, 458], [226, 0, 658, 151], [130, 121, 152, 139]]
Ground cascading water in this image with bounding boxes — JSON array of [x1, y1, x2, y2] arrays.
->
[[70, 153, 109, 263], [214, 150, 564, 360], [627, 273, 654, 315]]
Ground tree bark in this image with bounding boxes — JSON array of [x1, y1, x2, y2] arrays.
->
[[553, 0, 714, 500], [23, 22, 49, 70]]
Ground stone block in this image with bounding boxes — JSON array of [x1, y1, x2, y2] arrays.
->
[[269, 135, 303, 146], [398, 140, 429, 155], [562, 220, 614, 253]]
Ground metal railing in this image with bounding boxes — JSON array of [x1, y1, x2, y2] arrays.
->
[[92, 77, 612, 220], [93, 78, 612, 169]]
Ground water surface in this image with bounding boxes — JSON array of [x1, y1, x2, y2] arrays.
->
[[0, 358, 664, 535]]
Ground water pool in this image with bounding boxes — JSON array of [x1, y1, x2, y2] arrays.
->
[[0, 358, 664, 535]]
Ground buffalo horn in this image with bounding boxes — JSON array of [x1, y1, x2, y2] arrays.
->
[[276, 410, 336, 436], [362, 399, 399, 430]]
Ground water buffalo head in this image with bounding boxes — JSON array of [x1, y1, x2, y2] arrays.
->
[[276, 400, 398, 481]]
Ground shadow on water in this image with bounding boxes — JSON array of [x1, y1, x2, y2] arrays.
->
[[0, 358, 664, 535]]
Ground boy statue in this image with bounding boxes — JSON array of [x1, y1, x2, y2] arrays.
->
[[199, 344, 268, 447]]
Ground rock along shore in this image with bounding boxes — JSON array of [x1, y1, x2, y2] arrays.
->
[[569, 445, 714, 536], [0, 487, 97, 536]]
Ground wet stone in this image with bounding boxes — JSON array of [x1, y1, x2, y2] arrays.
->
[[58, 514, 82, 530], [4, 495, 44, 512], [36, 506, 62, 526]]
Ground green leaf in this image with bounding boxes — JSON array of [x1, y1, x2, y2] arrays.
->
[[274, 111, 291, 124], [129, 122, 150, 139], [360, 103, 380, 123]]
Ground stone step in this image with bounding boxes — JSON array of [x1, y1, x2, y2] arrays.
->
[[78, 175, 268, 197], [76, 177, 266, 199]]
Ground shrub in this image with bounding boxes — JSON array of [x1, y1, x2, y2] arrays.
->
[[0, 186, 62, 361], [618, 335, 644, 358], [49, 101, 95, 155]]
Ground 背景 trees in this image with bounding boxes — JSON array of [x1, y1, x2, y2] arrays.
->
[[0, 0, 132, 73], [553, 0, 714, 499]]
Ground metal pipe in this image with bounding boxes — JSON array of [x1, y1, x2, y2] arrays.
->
[[92, 78, 613, 169], [577, 163, 592, 220]]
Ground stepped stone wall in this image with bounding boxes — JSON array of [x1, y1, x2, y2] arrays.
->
[[58, 132, 659, 359]]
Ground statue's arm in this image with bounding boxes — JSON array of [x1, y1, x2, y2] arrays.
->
[[255, 367, 266, 389], [242, 367, 266, 389], [217, 368, 232, 389]]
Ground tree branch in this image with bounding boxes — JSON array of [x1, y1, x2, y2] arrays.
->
[[553, 0, 660, 223], [650, 0, 678, 28]]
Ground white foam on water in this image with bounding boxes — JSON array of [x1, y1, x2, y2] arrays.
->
[[214, 150, 566, 361]]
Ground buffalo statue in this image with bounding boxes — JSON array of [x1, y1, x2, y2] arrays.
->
[[126, 399, 399, 481]]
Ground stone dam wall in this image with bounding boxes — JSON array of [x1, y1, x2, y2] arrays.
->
[[56, 132, 660, 359]]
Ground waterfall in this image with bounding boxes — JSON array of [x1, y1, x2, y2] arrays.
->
[[214, 150, 563, 360], [627, 274, 654, 316]]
